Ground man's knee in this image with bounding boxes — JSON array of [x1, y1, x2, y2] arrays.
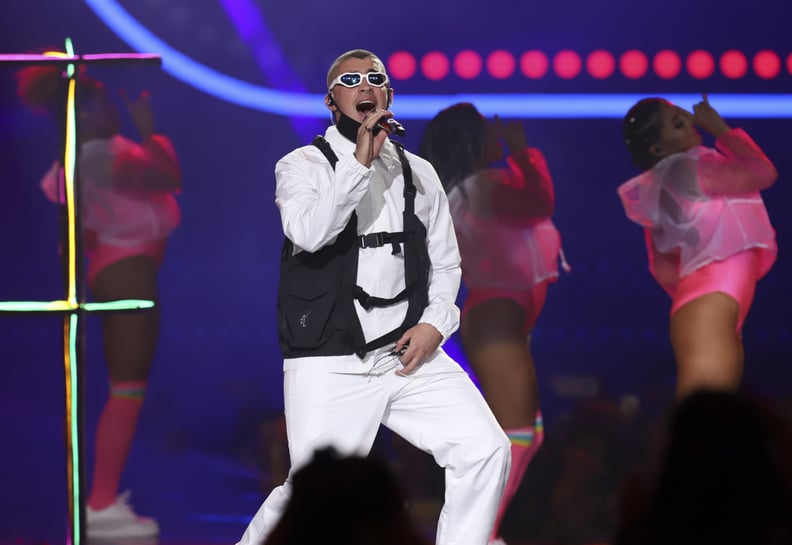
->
[[475, 425, 512, 469]]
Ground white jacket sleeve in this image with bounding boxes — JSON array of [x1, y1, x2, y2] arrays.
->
[[275, 150, 373, 254], [418, 170, 462, 342]]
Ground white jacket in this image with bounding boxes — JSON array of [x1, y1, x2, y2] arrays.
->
[[275, 126, 462, 372]]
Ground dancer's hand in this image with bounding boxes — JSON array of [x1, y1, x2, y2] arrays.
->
[[393, 323, 443, 376], [121, 89, 155, 140], [691, 93, 731, 137], [495, 115, 528, 151]]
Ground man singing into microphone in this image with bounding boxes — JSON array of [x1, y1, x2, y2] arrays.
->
[[235, 49, 510, 545]]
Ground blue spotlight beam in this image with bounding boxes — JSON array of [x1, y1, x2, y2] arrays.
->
[[393, 93, 792, 119], [85, 0, 792, 119]]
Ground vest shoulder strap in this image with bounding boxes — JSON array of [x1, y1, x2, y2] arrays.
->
[[392, 142, 416, 215], [312, 135, 338, 169]]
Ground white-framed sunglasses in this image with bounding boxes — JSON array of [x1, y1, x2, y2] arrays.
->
[[328, 71, 389, 89]]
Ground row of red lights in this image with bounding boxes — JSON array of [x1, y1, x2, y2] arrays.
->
[[386, 49, 792, 81]]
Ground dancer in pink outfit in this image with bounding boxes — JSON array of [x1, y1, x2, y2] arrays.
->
[[16, 63, 182, 538], [618, 94, 777, 399], [420, 102, 567, 544]]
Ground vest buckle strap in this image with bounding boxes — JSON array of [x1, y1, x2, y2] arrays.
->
[[358, 231, 405, 249], [359, 232, 387, 249]]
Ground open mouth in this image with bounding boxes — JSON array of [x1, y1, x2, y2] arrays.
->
[[356, 101, 375, 114]]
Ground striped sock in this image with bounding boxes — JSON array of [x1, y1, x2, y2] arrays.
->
[[508, 428, 535, 447], [490, 412, 545, 542]]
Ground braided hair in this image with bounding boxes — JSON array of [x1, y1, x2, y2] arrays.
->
[[623, 97, 669, 171]]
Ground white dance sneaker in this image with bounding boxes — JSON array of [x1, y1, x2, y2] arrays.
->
[[86, 491, 159, 538]]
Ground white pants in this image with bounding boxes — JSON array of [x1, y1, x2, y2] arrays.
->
[[237, 349, 510, 545]]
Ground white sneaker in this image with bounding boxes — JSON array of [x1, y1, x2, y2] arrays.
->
[[86, 491, 159, 538]]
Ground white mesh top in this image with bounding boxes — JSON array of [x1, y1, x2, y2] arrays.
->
[[40, 134, 181, 247], [448, 148, 564, 290], [618, 128, 777, 283]]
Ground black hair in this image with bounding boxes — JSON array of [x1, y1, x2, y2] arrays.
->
[[623, 97, 669, 171], [418, 102, 486, 194]]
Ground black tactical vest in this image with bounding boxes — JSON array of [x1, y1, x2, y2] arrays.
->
[[277, 136, 430, 359]]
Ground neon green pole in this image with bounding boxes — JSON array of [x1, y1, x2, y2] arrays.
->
[[0, 41, 162, 545]]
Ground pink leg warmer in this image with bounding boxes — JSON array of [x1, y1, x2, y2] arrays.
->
[[87, 380, 147, 510], [490, 412, 545, 542]]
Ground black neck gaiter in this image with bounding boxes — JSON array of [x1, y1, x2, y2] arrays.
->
[[336, 112, 361, 143]]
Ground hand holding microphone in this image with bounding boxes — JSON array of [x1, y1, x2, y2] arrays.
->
[[366, 109, 406, 137], [373, 116, 406, 137], [356, 109, 407, 167]]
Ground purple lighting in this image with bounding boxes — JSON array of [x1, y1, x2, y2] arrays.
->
[[218, 0, 324, 141]]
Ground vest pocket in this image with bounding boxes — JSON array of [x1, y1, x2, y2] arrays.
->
[[278, 280, 339, 351]]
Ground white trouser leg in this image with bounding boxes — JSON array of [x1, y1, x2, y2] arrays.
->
[[235, 482, 291, 545], [236, 368, 390, 545], [381, 350, 511, 545]]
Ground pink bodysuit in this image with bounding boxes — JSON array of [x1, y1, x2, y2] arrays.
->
[[41, 134, 182, 284], [448, 148, 566, 331], [618, 128, 777, 330]]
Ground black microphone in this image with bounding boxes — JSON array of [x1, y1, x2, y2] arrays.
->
[[373, 117, 406, 137]]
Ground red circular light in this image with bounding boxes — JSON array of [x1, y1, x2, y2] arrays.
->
[[520, 50, 549, 79], [787, 52, 792, 75], [453, 50, 482, 79], [619, 50, 648, 79], [720, 50, 748, 79], [686, 50, 715, 79], [553, 50, 582, 79], [487, 50, 516, 79], [586, 50, 615, 79], [421, 51, 450, 81], [753, 50, 781, 79], [387, 51, 417, 80], [652, 50, 681, 79]]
